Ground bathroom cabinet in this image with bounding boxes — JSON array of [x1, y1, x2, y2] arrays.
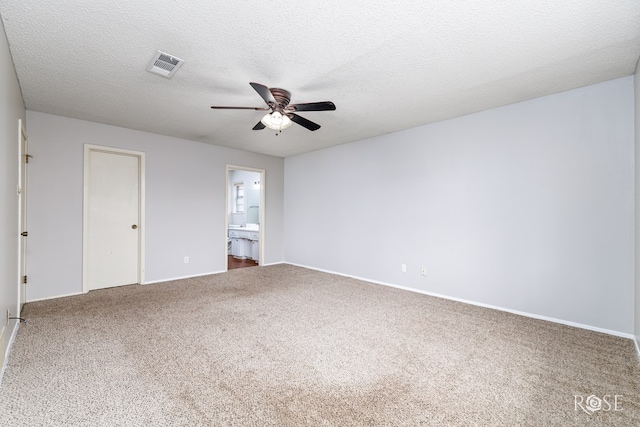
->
[[229, 228, 259, 261]]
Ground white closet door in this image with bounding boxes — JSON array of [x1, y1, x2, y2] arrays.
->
[[87, 150, 140, 290]]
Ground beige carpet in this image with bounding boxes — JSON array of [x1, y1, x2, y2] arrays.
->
[[0, 264, 638, 426]]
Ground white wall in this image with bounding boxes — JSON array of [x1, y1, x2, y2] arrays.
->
[[634, 61, 640, 354], [285, 77, 635, 335], [0, 16, 26, 371], [25, 112, 284, 301]]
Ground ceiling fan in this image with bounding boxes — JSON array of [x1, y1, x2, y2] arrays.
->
[[211, 82, 336, 132]]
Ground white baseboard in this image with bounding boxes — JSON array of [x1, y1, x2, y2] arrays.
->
[[286, 262, 635, 340], [19, 263, 637, 345], [143, 270, 226, 285], [25, 270, 229, 301], [0, 321, 21, 386], [144, 263, 285, 284], [25, 263, 286, 301], [27, 291, 84, 303]]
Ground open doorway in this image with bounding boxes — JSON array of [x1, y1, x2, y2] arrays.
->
[[226, 165, 265, 270]]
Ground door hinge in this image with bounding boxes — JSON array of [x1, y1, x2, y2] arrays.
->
[[21, 231, 28, 237], [22, 275, 27, 284], [25, 154, 33, 163]]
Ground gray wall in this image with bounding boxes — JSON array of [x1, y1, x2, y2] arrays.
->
[[285, 76, 635, 335], [0, 17, 26, 368], [25, 112, 284, 301]]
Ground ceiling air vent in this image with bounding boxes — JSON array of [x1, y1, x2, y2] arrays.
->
[[146, 50, 184, 78]]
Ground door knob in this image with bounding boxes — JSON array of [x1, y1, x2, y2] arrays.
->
[[131, 225, 138, 229]]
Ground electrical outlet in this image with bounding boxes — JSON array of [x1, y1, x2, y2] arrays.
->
[[184, 256, 189, 264], [401, 264, 407, 273], [421, 267, 427, 276]]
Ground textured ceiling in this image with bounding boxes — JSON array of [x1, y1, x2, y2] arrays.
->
[[1, 1, 639, 157]]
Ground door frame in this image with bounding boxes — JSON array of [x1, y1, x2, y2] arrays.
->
[[82, 144, 146, 292], [17, 119, 28, 312], [225, 165, 265, 269]]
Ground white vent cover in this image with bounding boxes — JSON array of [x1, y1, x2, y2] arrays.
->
[[146, 50, 184, 78]]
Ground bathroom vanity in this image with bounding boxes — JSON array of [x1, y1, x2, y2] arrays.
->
[[228, 225, 259, 262]]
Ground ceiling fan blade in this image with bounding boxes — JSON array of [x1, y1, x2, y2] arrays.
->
[[250, 82, 276, 106], [289, 113, 321, 131], [210, 106, 270, 110], [288, 101, 336, 112], [252, 121, 266, 130]]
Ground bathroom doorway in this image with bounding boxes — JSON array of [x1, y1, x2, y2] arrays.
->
[[226, 165, 265, 270]]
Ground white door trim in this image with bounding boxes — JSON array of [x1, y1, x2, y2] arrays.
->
[[83, 144, 145, 293], [225, 164, 265, 269], [17, 119, 28, 312]]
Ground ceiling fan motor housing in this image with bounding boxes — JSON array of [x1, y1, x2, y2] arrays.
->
[[269, 88, 291, 111]]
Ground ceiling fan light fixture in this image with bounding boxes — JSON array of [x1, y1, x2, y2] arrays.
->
[[211, 82, 332, 131], [261, 111, 292, 131]]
